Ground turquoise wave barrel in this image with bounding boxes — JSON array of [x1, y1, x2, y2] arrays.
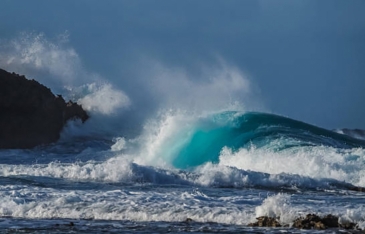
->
[[171, 112, 365, 169]]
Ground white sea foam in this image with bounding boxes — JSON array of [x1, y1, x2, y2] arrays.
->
[[0, 154, 356, 192], [0, 135, 363, 228], [0, 157, 135, 183], [132, 110, 197, 167], [255, 194, 296, 224], [0, 182, 362, 228], [339, 207, 365, 229], [219, 143, 365, 187], [190, 162, 355, 191], [111, 137, 127, 152], [0, 186, 253, 224]]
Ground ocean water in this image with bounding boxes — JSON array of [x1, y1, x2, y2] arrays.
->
[[0, 110, 365, 233], [0, 32, 364, 233]]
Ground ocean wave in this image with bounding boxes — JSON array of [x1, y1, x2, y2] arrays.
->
[[335, 128, 365, 141], [0, 155, 361, 191], [125, 110, 365, 186]]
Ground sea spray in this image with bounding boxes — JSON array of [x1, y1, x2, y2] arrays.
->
[[255, 194, 295, 224]]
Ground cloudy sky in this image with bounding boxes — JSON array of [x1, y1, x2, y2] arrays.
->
[[1, 0, 364, 129]]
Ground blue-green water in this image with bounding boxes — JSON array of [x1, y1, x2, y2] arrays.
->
[[171, 112, 365, 168]]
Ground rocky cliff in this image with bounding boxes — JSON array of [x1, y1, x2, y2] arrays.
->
[[0, 68, 89, 149]]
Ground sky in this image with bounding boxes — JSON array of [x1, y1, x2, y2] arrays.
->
[[0, 0, 364, 129]]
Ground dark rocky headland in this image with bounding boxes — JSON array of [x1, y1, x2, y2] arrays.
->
[[0, 68, 88, 149]]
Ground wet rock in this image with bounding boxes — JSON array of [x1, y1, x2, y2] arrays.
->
[[292, 214, 339, 230], [314, 221, 325, 229], [184, 218, 193, 223], [348, 186, 365, 192], [339, 222, 357, 230], [248, 216, 281, 227], [321, 214, 339, 228], [0, 68, 89, 149], [293, 214, 323, 229]]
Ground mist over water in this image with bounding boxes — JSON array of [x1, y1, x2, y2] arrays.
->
[[0, 32, 261, 138]]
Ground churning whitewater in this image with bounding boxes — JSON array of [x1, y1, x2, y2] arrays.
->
[[0, 33, 364, 232]]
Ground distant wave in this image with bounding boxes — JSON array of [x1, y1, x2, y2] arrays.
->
[[334, 128, 365, 141]]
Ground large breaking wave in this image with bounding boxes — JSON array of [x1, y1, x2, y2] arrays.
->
[[143, 111, 365, 169], [1, 32, 365, 190], [117, 110, 365, 188]]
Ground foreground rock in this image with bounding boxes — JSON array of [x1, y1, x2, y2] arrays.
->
[[248, 216, 282, 227], [248, 214, 360, 230], [0, 69, 88, 149], [292, 214, 338, 229]]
